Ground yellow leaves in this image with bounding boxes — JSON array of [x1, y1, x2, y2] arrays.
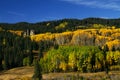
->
[[8, 30, 23, 36], [93, 24, 104, 29], [59, 62, 67, 71], [95, 35, 112, 47], [55, 22, 68, 30], [46, 23, 50, 26], [31, 33, 55, 42], [112, 26, 116, 29], [68, 53, 77, 69], [30, 28, 120, 50], [106, 39, 120, 51], [92, 24, 116, 29], [107, 51, 120, 65], [99, 29, 112, 37], [111, 33, 120, 39]]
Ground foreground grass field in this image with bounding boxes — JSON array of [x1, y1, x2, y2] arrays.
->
[[0, 67, 34, 80], [0, 67, 120, 80]]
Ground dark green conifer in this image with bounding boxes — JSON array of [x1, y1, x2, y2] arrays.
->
[[32, 60, 42, 80]]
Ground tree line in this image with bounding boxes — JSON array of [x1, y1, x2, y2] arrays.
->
[[40, 46, 120, 73], [0, 18, 120, 34]]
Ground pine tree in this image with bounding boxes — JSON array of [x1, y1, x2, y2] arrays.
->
[[103, 45, 109, 74], [32, 60, 42, 80], [0, 45, 3, 70], [38, 41, 44, 59], [0, 53, 2, 70], [28, 48, 33, 66], [54, 43, 59, 49], [4, 53, 9, 70], [90, 52, 96, 72]]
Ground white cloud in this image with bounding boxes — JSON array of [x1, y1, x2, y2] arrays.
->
[[60, 0, 120, 11], [40, 16, 63, 21]]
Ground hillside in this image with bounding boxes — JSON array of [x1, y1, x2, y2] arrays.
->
[[0, 18, 120, 80], [30, 28, 120, 50], [0, 18, 120, 34]]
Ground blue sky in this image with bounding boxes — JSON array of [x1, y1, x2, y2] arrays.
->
[[0, 0, 120, 23]]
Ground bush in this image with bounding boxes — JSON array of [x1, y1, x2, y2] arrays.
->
[[23, 57, 30, 66]]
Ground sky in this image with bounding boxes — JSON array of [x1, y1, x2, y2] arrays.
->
[[1, 0, 120, 23]]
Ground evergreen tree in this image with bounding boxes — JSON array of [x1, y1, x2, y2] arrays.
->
[[90, 52, 96, 72], [28, 48, 34, 66], [0, 45, 3, 70], [0, 53, 2, 70], [9, 48, 14, 68], [4, 53, 9, 70], [54, 43, 59, 49], [112, 45, 115, 51], [32, 60, 42, 80], [103, 45, 109, 74], [38, 41, 44, 59]]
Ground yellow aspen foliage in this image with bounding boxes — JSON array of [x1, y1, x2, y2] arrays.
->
[[111, 33, 120, 40], [55, 22, 68, 30], [106, 39, 120, 51], [112, 26, 116, 29], [99, 29, 112, 37], [107, 51, 120, 65], [95, 35, 112, 47], [93, 24, 104, 29], [106, 51, 114, 65], [59, 62, 67, 71], [8, 30, 23, 36], [89, 29, 98, 35], [30, 28, 120, 50], [31, 33, 55, 42], [46, 23, 50, 26], [114, 51, 120, 63], [68, 53, 77, 69]]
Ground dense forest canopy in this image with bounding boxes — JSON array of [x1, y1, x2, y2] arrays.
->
[[0, 18, 120, 33]]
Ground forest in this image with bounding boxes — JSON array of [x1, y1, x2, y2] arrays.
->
[[0, 18, 120, 79], [0, 18, 120, 33]]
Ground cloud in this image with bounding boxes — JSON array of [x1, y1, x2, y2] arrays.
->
[[8, 11, 25, 17], [60, 0, 120, 11], [39, 16, 62, 21]]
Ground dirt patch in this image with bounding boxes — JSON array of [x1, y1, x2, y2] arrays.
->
[[0, 67, 120, 80], [0, 66, 34, 80]]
